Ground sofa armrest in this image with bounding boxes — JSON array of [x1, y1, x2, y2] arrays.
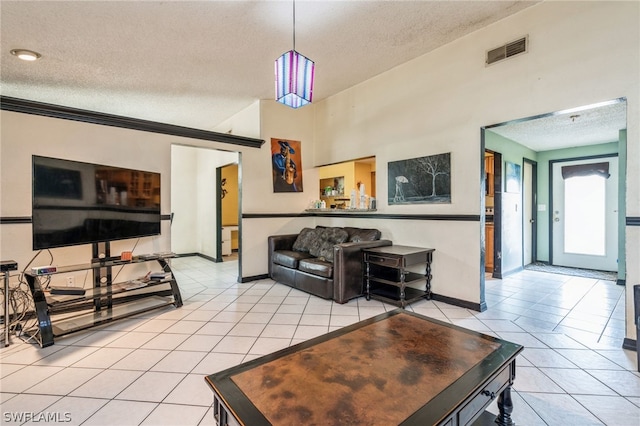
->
[[332, 239, 393, 304], [268, 234, 299, 276]]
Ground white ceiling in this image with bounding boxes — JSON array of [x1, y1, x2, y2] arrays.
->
[[487, 100, 627, 151], [1, 1, 625, 151], [1, 0, 537, 130]]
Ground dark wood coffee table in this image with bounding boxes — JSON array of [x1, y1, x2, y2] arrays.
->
[[205, 310, 523, 426]]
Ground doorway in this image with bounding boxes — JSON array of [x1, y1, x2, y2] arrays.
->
[[171, 145, 240, 274], [482, 98, 626, 282], [216, 163, 240, 262], [550, 155, 618, 271]]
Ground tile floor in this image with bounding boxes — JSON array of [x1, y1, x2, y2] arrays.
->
[[1, 256, 638, 425]]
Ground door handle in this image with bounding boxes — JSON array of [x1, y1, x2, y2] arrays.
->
[[530, 219, 535, 223]]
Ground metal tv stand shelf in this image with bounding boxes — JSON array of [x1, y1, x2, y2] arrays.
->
[[24, 242, 183, 347]]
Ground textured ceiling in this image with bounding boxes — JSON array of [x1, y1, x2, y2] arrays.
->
[[488, 100, 627, 151], [2, 1, 623, 150], [1, 0, 537, 131]]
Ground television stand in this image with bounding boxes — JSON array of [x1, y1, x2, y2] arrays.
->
[[23, 243, 182, 347]]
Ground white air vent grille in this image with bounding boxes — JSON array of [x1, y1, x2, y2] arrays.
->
[[486, 36, 528, 65]]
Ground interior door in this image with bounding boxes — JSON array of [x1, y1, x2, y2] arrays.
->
[[551, 157, 618, 271]]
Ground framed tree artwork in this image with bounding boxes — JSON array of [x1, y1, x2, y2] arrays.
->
[[388, 152, 451, 204], [271, 138, 303, 192]]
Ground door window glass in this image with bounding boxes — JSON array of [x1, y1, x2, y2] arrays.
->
[[564, 175, 606, 256]]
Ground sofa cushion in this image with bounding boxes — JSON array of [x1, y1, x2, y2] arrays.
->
[[344, 227, 381, 242], [308, 227, 349, 262], [298, 258, 333, 279], [292, 227, 317, 253], [272, 250, 313, 269]]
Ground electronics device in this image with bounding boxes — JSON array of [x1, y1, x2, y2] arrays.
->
[[32, 155, 161, 250], [150, 271, 171, 280], [31, 265, 57, 275], [0, 260, 18, 272], [50, 286, 86, 296]]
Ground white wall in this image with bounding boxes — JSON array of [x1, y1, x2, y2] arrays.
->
[[240, 100, 317, 278], [212, 101, 261, 138], [171, 145, 238, 258], [0, 111, 177, 283], [0, 111, 252, 286], [171, 145, 198, 254], [306, 1, 638, 336]]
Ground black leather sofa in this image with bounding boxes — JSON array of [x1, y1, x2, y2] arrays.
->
[[268, 226, 392, 304]]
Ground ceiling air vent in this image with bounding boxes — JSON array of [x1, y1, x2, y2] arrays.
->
[[486, 36, 528, 65]]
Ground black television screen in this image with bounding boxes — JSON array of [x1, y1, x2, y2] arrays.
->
[[32, 156, 161, 250]]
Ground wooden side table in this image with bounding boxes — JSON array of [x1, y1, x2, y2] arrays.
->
[[363, 245, 434, 308]]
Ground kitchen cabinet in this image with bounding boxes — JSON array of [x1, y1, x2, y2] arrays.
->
[[485, 223, 494, 272]]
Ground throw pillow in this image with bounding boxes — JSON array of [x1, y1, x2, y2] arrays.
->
[[292, 228, 317, 253], [308, 227, 349, 262]]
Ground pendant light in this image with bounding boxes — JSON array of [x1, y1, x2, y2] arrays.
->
[[274, 0, 315, 109]]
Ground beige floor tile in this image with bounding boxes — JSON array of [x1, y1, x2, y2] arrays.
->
[[82, 399, 157, 426], [141, 403, 208, 426], [115, 371, 185, 402]]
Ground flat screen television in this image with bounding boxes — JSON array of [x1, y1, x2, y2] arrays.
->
[[32, 155, 161, 250]]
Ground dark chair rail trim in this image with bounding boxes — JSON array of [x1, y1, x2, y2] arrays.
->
[[0, 217, 31, 224], [7, 214, 640, 225], [1, 215, 172, 224], [627, 217, 640, 226], [0, 96, 265, 148], [243, 212, 481, 221]]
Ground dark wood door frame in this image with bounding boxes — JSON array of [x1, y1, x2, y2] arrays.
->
[[523, 158, 538, 266]]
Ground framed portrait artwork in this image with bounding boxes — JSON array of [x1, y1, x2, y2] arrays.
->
[[271, 138, 303, 192]]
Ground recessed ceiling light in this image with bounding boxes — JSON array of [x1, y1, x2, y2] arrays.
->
[[10, 49, 41, 61]]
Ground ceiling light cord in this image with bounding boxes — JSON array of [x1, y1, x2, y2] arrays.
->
[[292, 0, 296, 52]]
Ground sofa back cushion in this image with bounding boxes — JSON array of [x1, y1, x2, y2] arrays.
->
[[308, 227, 349, 262], [344, 227, 381, 242]]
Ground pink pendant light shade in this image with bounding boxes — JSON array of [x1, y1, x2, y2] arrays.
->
[[275, 50, 315, 109]]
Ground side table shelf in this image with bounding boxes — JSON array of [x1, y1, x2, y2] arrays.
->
[[363, 245, 435, 308], [24, 254, 183, 347]]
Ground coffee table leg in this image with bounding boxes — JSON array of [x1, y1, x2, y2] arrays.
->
[[495, 385, 515, 426]]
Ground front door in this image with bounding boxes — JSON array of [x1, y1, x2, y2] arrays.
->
[[551, 156, 618, 271]]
